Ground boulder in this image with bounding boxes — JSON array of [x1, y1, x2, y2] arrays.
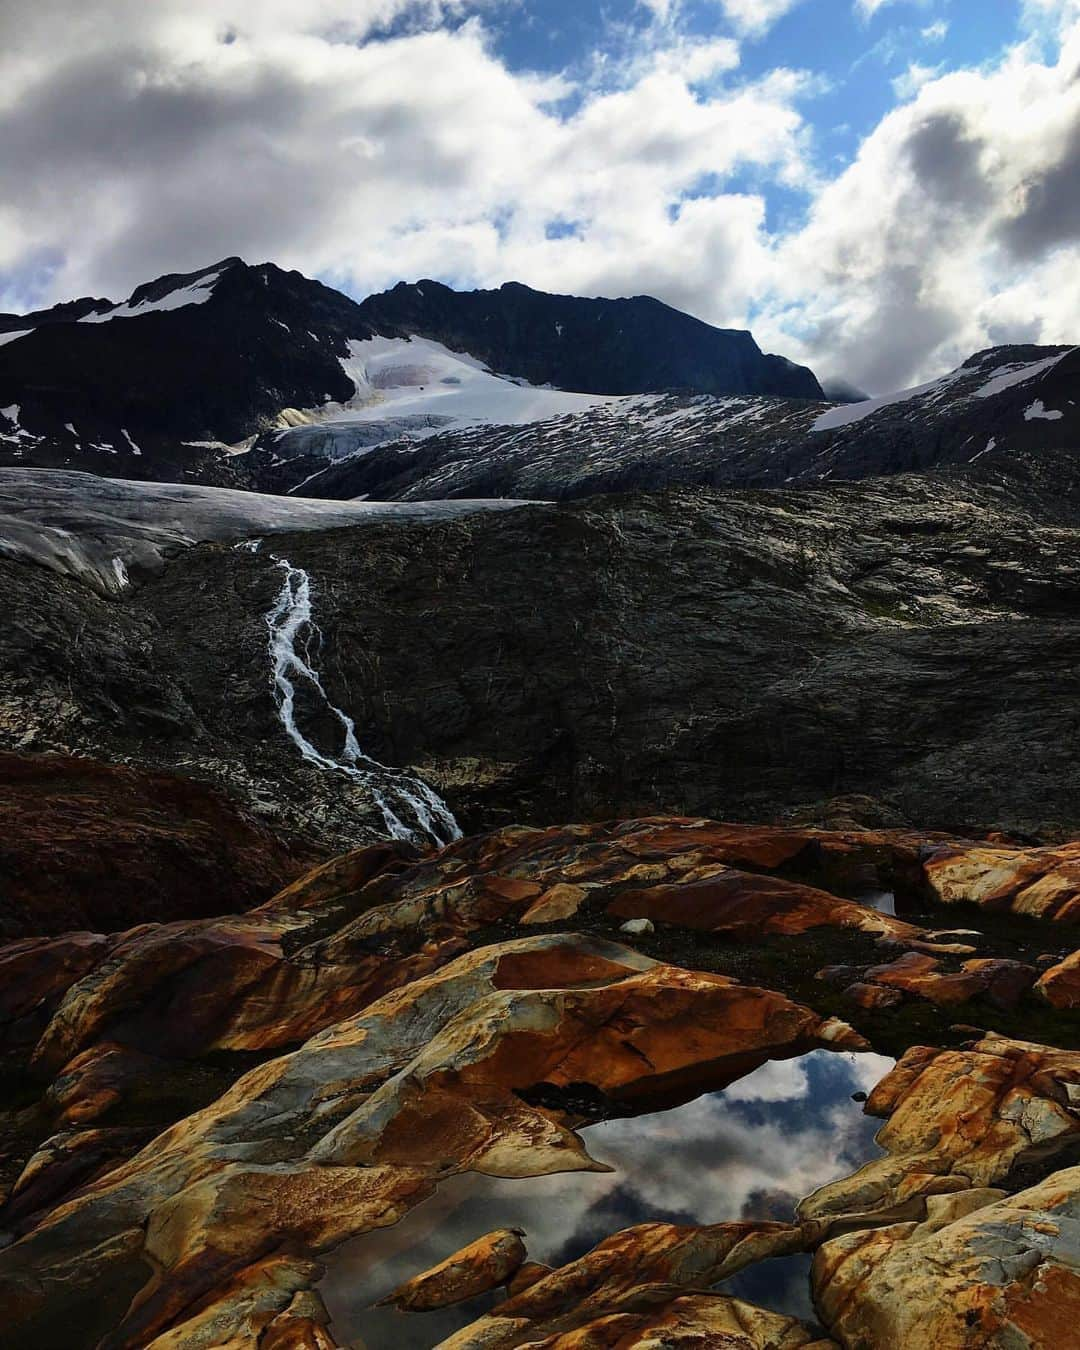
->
[[377, 1227, 527, 1310], [1036, 948, 1080, 1009], [800, 1035, 1080, 1230], [814, 1168, 1080, 1348], [924, 840, 1080, 922]]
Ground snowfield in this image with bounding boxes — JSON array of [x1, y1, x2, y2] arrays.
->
[[272, 336, 625, 461], [0, 469, 531, 595]]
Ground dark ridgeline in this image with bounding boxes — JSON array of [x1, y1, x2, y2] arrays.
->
[[354, 278, 823, 398]]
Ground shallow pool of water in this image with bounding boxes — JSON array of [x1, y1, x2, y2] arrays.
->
[[858, 890, 896, 915], [320, 1048, 893, 1348]]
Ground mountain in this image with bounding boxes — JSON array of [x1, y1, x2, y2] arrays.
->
[[354, 278, 823, 398], [0, 258, 377, 481], [246, 341, 1080, 501], [0, 258, 821, 483]]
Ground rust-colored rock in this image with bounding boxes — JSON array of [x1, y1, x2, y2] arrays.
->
[[0, 932, 859, 1349], [841, 981, 904, 1011], [924, 838, 1080, 922], [0, 751, 319, 941], [377, 1227, 527, 1310], [800, 1034, 1080, 1230], [606, 869, 920, 941], [814, 1168, 1080, 1348], [853, 952, 1037, 1010], [441, 1221, 824, 1348], [1036, 948, 1080, 1009], [3, 813, 1077, 1349], [451, 1294, 836, 1348], [141, 1255, 337, 1350]]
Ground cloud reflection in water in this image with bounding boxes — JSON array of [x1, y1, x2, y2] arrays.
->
[[321, 1048, 894, 1348]]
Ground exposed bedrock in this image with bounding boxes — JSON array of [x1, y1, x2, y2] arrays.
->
[[0, 817, 1076, 1346], [5, 461, 1080, 850], [0, 750, 318, 941], [0, 929, 861, 1347]]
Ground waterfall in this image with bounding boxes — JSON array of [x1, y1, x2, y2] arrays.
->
[[265, 558, 461, 847]]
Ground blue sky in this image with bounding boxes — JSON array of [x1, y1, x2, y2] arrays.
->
[[487, 0, 1023, 231], [2, 0, 1079, 391]]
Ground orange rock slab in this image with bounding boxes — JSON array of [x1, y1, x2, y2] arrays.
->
[[800, 1034, 1080, 1230], [924, 839, 1080, 922], [378, 1227, 527, 1310], [814, 1169, 1080, 1349]]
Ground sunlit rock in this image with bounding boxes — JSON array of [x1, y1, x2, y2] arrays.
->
[[800, 1035, 1080, 1230], [814, 1169, 1080, 1348]]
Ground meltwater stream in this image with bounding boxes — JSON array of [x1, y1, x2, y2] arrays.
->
[[265, 558, 462, 847]]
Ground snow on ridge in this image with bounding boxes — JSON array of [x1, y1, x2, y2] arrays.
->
[[272, 335, 625, 463], [0, 329, 32, 348], [811, 370, 965, 433], [80, 268, 224, 324], [812, 346, 1077, 434], [974, 349, 1075, 399]]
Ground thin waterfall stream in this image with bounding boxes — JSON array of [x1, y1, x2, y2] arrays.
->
[[265, 556, 462, 847]]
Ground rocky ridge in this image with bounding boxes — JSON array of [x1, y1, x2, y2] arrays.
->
[[247, 342, 1080, 502]]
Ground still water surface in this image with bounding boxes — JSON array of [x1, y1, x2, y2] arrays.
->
[[321, 1048, 894, 1348]]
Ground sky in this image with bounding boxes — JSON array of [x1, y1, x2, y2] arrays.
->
[[1, 0, 1079, 392]]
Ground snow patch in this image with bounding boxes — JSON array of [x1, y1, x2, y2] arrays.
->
[[811, 371, 964, 432], [80, 268, 223, 324], [974, 349, 1074, 398], [283, 336, 623, 462], [120, 428, 142, 456], [1024, 399, 1064, 421], [0, 329, 32, 348]]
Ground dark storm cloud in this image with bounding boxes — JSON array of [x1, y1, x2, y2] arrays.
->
[[997, 114, 1080, 260], [905, 110, 992, 214]]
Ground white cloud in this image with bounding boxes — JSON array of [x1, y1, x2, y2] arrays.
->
[[763, 13, 1080, 390], [4, 0, 1080, 396], [718, 0, 807, 38], [0, 0, 814, 324], [891, 59, 944, 99], [921, 19, 948, 42], [855, 0, 931, 18]]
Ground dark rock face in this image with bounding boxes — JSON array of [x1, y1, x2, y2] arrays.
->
[[0, 752, 319, 941], [4, 455, 1080, 847], [354, 278, 823, 398], [0, 258, 375, 479], [259, 342, 1080, 503]]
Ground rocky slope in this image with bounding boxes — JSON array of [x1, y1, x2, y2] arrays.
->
[[0, 817, 1076, 1348], [4, 453, 1080, 853], [0, 752, 318, 941], [249, 341, 1080, 502]]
